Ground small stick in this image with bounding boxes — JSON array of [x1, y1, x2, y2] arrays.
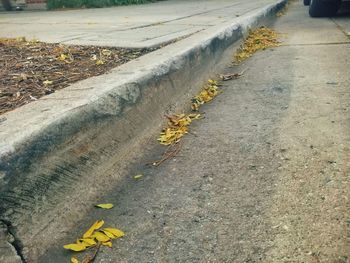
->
[[82, 242, 101, 263], [219, 68, 248, 81], [149, 141, 183, 167]]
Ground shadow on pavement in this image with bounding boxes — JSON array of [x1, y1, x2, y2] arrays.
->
[[337, 1, 350, 16]]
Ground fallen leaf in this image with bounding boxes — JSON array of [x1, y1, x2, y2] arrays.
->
[[101, 49, 112, 57], [92, 231, 110, 242], [95, 203, 114, 209], [191, 79, 219, 111], [133, 174, 143, 179], [158, 113, 201, 145], [102, 241, 112, 247], [101, 229, 115, 239], [103, 228, 125, 238], [234, 27, 281, 63], [43, 80, 53, 86], [221, 73, 239, 81], [63, 243, 87, 252], [77, 238, 96, 247], [83, 220, 104, 239], [58, 54, 68, 61], [96, 59, 105, 65], [71, 257, 79, 263]]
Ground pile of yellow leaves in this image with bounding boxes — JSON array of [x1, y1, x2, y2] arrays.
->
[[234, 27, 281, 63], [191, 79, 219, 111], [158, 114, 201, 145], [157, 79, 221, 146], [63, 220, 124, 262]]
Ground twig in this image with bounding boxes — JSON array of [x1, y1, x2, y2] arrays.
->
[[219, 68, 248, 81], [148, 141, 183, 167], [82, 242, 101, 263]]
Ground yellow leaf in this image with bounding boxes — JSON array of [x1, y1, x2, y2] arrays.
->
[[103, 228, 125, 238], [134, 174, 143, 179], [234, 27, 281, 63], [58, 54, 68, 61], [208, 79, 218, 85], [83, 220, 104, 239], [96, 59, 105, 65], [101, 49, 112, 56], [77, 238, 96, 247], [63, 243, 87, 252], [102, 241, 112, 247], [95, 203, 114, 209], [188, 114, 201, 120], [43, 80, 53, 86], [101, 229, 115, 239], [71, 256, 79, 263], [92, 231, 110, 242]]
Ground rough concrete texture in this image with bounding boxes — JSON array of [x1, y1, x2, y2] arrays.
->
[[1, 0, 283, 48], [39, 2, 350, 262], [0, 1, 287, 261], [0, 222, 22, 263]]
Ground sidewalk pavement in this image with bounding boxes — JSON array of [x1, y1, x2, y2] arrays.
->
[[1, 0, 281, 48]]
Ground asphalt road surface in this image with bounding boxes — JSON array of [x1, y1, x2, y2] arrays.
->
[[40, 2, 350, 262]]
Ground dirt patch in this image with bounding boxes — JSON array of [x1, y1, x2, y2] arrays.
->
[[0, 38, 156, 115]]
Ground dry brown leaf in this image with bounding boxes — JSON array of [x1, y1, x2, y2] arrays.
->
[[220, 69, 247, 81]]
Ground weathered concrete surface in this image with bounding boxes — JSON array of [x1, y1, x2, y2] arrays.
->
[[0, 222, 22, 263], [0, 1, 287, 262], [1, 0, 284, 48], [39, 2, 350, 262]]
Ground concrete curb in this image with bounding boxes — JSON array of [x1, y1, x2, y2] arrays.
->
[[0, 0, 287, 261]]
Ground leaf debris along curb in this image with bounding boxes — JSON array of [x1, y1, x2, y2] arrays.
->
[[154, 23, 283, 166], [63, 220, 124, 263], [151, 79, 222, 166], [234, 26, 282, 63], [157, 113, 202, 146]]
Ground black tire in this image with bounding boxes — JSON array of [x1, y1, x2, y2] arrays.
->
[[1, 0, 12, 11], [304, 0, 311, 6], [309, 0, 341, 17]]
